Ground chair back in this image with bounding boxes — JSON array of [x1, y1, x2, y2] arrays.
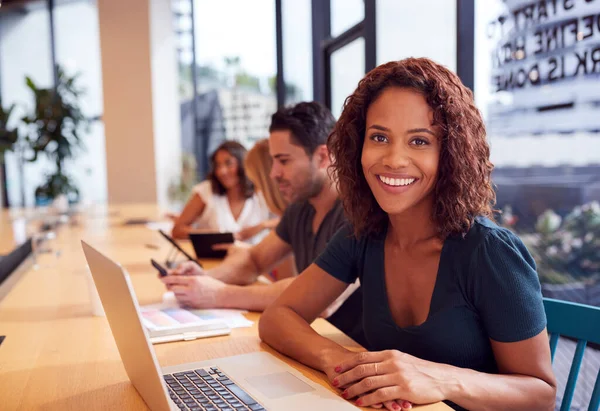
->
[[544, 298, 600, 411]]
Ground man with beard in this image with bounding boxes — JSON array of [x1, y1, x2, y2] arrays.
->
[[161, 102, 364, 345]]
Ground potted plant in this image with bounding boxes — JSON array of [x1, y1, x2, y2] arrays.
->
[[0, 103, 20, 156], [167, 153, 198, 210], [519, 203, 600, 306], [0, 103, 21, 205], [21, 67, 89, 206]]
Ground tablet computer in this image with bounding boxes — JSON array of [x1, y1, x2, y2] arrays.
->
[[158, 229, 202, 268], [188, 232, 234, 259]]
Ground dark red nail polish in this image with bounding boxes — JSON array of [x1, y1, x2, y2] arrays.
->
[[392, 404, 400, 410], [332, 378, 339, 387], [341, 390, 348, 398], [356, 399, 363, 406], [335, 366, 342, 373]]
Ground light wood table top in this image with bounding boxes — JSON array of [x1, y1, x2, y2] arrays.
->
[[0, 204, 449, 410]]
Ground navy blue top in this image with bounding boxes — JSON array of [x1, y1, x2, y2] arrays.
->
[[315, 217, 547, 375]]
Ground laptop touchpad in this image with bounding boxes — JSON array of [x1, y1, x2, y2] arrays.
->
[[245, 372, 315, 399]]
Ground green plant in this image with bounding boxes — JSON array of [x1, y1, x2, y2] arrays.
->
[[168, 153, 198, 205], [22, 67, 89, 201], [0, 103, 20, 158], [268, 75, 300, 100], [235, 72, 260, 90], [521, 202, 600, 284]]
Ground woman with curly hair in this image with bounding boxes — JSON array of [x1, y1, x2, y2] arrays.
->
[[259, 58, 556, 411]]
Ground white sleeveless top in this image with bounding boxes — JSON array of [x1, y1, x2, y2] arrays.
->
[[192, 181, 271, 244]]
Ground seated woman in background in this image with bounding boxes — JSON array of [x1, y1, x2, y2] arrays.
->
[[259, 58, 556, 411], [235, 139, 287, 241], [172, 141, 270, 244], [224, 139, 297, 279]]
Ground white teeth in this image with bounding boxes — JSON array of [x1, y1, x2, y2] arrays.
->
[[378, 176, 416, 187]]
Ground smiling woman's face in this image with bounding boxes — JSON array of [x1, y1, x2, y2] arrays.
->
[[361, 87, 441, 218], [213, 149, 240, 190]]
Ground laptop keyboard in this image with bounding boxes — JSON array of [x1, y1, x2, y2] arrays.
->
[[164, 367, 266, 411]]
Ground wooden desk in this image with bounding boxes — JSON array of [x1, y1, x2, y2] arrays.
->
[[0, 204, 449, 410]]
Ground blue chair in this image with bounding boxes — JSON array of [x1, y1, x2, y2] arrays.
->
[[544, 298, 600, 411]]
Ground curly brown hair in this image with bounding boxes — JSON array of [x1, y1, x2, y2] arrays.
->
[[328, 58, 496, 239]]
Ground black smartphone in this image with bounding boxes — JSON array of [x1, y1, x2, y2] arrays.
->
[[151, 258, 168, 277], [158, 229, 203, 268]]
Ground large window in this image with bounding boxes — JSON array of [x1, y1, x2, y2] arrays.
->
[[54, 1, 106, 205], [196, 0, 276, 149], [330, 0, 363, 37], [176, 0, 277, 178], [0, 0, 105, 207], [281, 0, 312, 105], [330, 37, 364, 118], [312, 0, 375, 119], [475, 2, 600, 408], [475, 0, 600, 297], [376, 0, 456, 70], [322, 0, 457, 119], [0, 2, 53, 207]]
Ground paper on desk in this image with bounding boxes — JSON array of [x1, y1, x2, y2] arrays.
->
[[140, 302, 253, 330], [188, 308, 254, 328]]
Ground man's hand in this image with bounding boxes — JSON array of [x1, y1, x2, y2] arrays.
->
[[160, 275, 227, 308], [212, 240, 251, 257], [166, 260, 204, 277]]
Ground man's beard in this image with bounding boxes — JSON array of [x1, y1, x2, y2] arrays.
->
[[277, 172, 323, 203]]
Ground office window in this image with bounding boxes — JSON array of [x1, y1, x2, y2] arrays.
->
[[0, 3, 53, 207], [174, 0, 195, 101], [197, 0, 276, 148], [176, 0, 277, 178], [475, 0, 600, 297], [376, 0, 456, 71], [475, 2, 600, 406], [282, 0, 312, 104], [330, 37, 364, 118], [0, 1, 105, 207], [54, 1, 107, 205], [330, 0, 363, 37]]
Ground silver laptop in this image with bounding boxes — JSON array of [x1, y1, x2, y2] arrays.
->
[[81, 241, 358, 411]]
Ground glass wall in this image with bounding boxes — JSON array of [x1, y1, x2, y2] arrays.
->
[[330, 0, 363, 37], [176, 0, 277, 178], [54, 1, 106, 205], [376, 0, 456, 70], [0, 2, 53, 207], [0, 0, 105, 207], [475, 1, 600, 407], [282, 0, 312, 105], [330, 37, 365, 118], [475, 0, 600, 302]]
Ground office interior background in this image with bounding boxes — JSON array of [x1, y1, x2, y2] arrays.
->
[[0, 0, 599, 407], [2, 0, 600, 309]]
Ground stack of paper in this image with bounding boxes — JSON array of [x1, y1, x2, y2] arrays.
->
[[140, 304, 253, 330]]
